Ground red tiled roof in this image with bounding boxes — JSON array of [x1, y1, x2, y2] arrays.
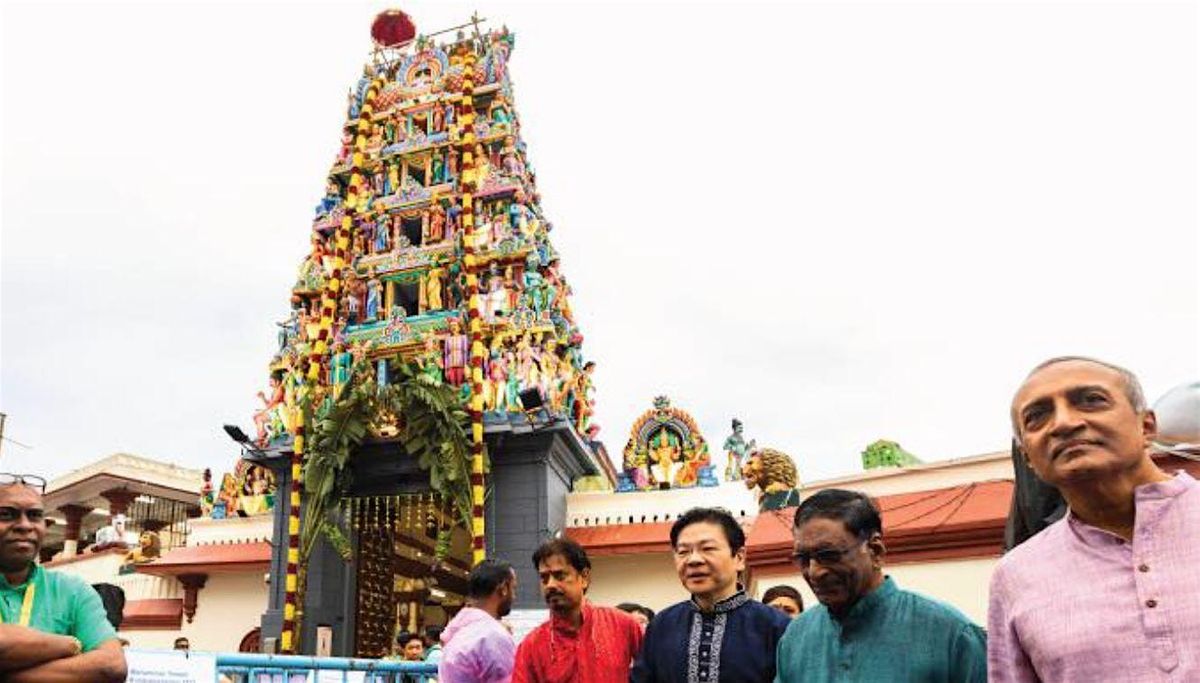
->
[[747, 480, 1013, 568], [135, 541, 272, 576], [566, 522, 674, 556], [122, 598, 182, 630]]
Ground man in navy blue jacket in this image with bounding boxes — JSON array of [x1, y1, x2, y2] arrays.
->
[[631, 507, 790, 683]]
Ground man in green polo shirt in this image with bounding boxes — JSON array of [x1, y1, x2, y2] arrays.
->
[[0, 476, 127, 682], [775, 489, 987, 682]]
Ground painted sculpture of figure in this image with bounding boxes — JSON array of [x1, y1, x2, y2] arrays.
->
[[484, 274, 509, 321], [447, 196, 462, 236], [474, 143, 491, 186], [649, 428, 683, 488], [443, 318, 469, 386], [343, 289, 361, 326], [423, 267, 444, 311], [316, 180, 341, 216], [215, 473, 240, 519], [365, 279, 382, 321], [238, 466, 276, 516], [276, 309, 299, 351], [386, 160, 400, 196], [253, 375, 285, 445], [123, 531, 161, 567], [677, 438, 712, 488], [573, 361, 596, 434], [741, 448, 801, 511], [331, 341, 352, 386], [199, 468, 215, 517], [491, 211, 512, 245], [486, 350, 508, 413], [431, 104, 444, 134], [417, 337, 444, 384], [548, 359, 574, 414], [432, 153, 445, 185], [446, 147, 459, 184], [374, 214, 390, 253], [722, 419, 756, 482], [427, 203, 446, 243]]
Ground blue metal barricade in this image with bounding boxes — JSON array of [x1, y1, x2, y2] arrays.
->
[[214, 653, 437, 682]]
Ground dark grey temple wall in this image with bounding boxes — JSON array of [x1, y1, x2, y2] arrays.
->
[[254, 422, 598, 654]]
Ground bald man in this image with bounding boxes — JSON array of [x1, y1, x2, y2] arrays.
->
[[0, 475, 126, 682]]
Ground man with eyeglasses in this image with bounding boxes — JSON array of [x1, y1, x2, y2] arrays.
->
[[0, 474, 127, 682], [775, 489, 986, 682], [631, 507, 789, 682]]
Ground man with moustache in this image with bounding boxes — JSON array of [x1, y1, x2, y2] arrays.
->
[[631, 507, 790, 683], [439, 558, 518, 683], [989, 357, 1200, 681], [0, 474, 127, 682], [512, 538, 642, 683], [775, 489, 986, 682]]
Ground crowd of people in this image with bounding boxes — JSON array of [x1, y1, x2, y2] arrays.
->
[[430, 357, 1199, 683], [1, 356, 1196, 682]]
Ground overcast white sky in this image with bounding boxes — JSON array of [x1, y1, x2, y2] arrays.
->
[[2, 1, 1196, 485]]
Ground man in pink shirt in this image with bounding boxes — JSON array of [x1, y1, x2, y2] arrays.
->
[[989, 357, 1200, 681], [439, 559, 518, 683]]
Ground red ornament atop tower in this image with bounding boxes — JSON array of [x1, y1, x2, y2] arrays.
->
[[370, 9, 417, 48]]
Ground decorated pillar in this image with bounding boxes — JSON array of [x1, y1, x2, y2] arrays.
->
[[456, 44, 487, 567], [100, 489, 137, 517], [280, 64, 387, 654], [57, 504, 89, 558]]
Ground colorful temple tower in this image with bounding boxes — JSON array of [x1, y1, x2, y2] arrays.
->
[[246, 11, 612, 656]]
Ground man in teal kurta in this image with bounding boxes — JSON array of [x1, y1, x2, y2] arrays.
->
[[0, 476, 126, 682], [775, 489, 986, 683]]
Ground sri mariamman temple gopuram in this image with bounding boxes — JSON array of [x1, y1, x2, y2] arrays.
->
[[241, 9, 613, 656]]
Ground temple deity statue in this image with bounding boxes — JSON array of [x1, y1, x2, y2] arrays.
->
[[418, 337, 444, 384], [373, 214, 390, 252], [330, 341, 353, 386], [443, 318, 469, 385], [253, 375, 286, 445], [427, 203, 446, 243], [432, 154, 445, 184], [722, 419, 756, 482], [365, 278, 381, 321], [484, 274, 509, 321], [447, 147, 459, 183], [387, 161, 400, 196], [423, 267, 444, 312], [486, 350, 508, 412], [649, 427, 683, 488]]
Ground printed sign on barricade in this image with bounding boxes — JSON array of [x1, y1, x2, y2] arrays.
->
[[125, 650, 216, 683]]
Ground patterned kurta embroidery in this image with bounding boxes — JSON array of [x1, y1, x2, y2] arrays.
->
[[685, 591, 749, 683]]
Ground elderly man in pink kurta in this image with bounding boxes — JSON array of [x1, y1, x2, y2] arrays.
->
[[439, 559, 517, 683], [989, 357, 1200, 682]]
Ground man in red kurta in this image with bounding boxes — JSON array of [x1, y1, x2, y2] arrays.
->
[[512, 539, 643, 683]]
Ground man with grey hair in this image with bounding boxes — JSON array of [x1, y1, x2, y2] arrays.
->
[[988, 357, 1200, 682]]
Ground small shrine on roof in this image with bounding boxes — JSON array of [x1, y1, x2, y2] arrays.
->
[[618, 396, 718, 491]]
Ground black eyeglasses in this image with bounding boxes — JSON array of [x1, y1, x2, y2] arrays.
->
[[0, 474, 46, 493], [792, 539, 868, 568], [0, 507, 46, 524]]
